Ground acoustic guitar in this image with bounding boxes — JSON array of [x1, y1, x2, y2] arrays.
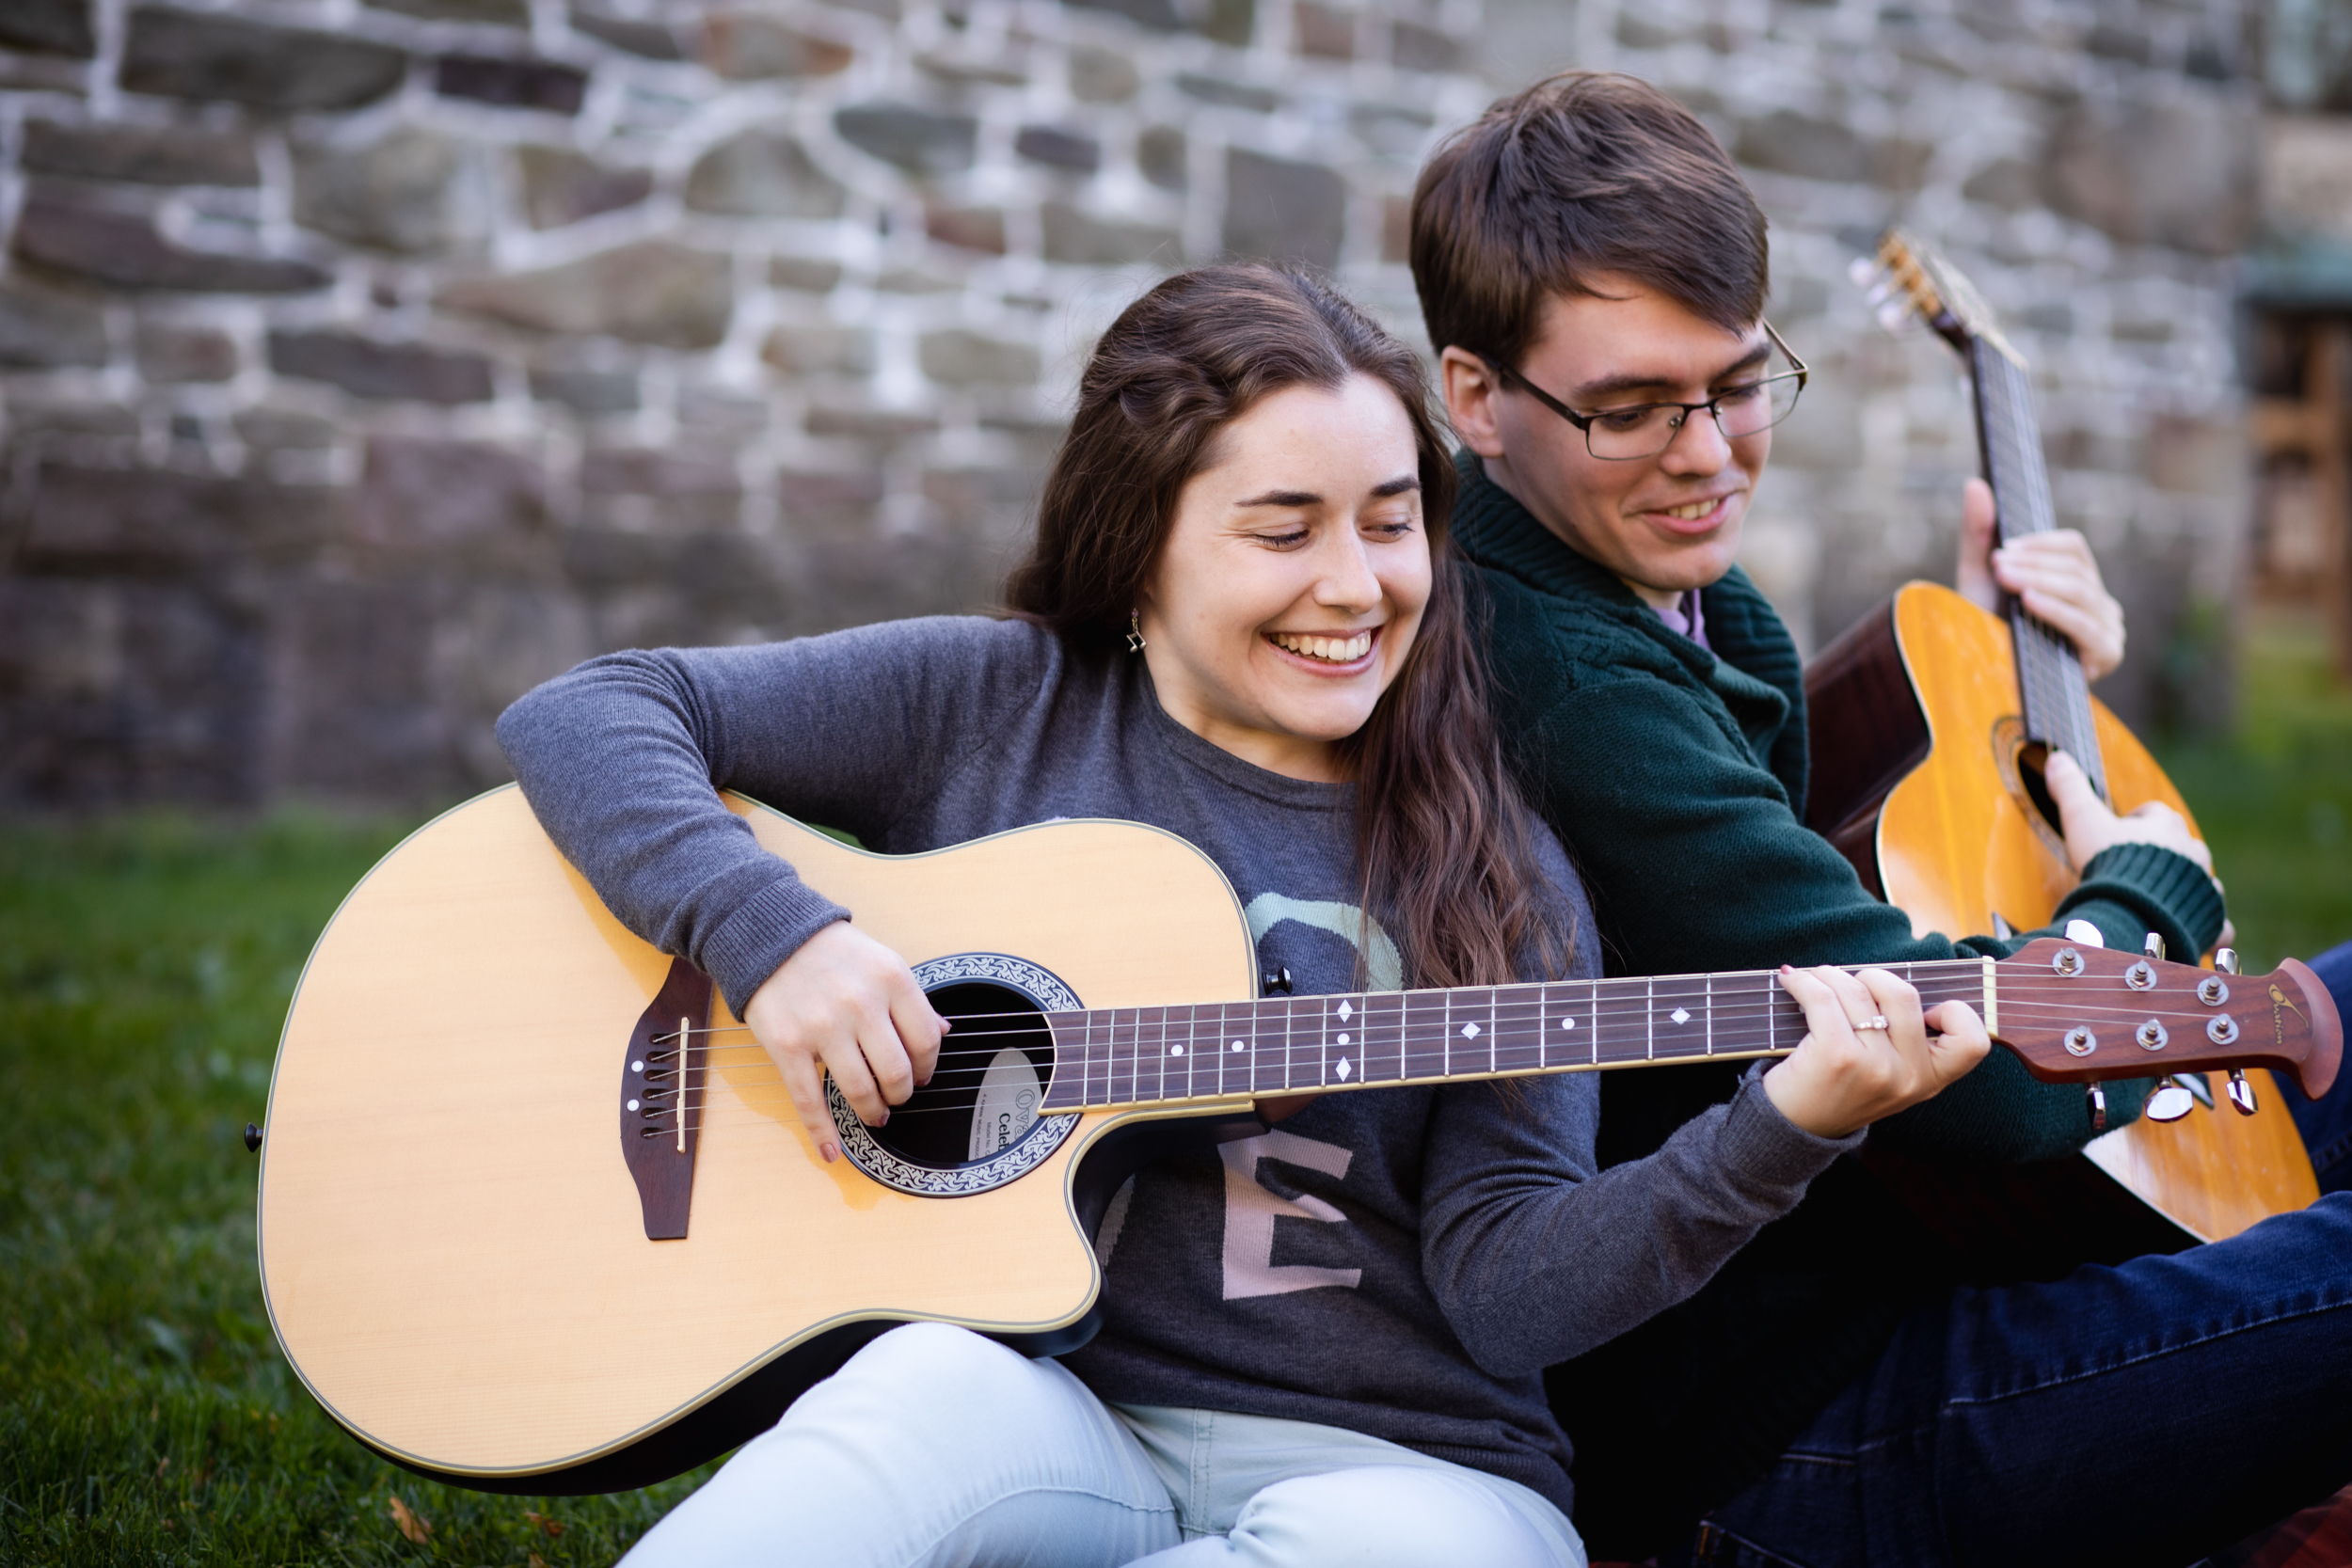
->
[[1805, 231, 2322, 1256], [253, 785, 2337, 1492]]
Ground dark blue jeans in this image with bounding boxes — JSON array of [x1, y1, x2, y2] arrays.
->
[[2289, 941, 2352, 1196], [1679, 1194, 2352, 1568]]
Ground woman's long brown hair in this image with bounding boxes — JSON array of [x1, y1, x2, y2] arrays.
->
[[1005, 264, 1565, 990]]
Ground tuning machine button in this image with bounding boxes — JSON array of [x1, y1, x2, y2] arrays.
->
[[2216, 947, 2241, 976], [2228, 1069, 2259, 1116], [2087, 1082, 2108, 1132], [2145, 1083, 2197, 1122], [2143, 932, 2166, 961]]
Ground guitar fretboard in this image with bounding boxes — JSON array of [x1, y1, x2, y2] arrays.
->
[[1036, 958, 1992, 1111], [1971, 340, 2108, 799]]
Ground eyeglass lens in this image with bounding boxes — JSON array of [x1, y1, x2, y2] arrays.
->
[[1583, 374, 1804, 461]]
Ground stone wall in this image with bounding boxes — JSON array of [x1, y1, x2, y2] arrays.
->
[[0, 0, 2261, 807]]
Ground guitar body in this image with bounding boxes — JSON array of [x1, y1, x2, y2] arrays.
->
[[1806, 582, 2320, 1244], [257, 785, 1259, 1492]]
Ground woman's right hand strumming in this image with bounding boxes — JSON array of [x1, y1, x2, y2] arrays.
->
[[743, 921, 948, 1165]]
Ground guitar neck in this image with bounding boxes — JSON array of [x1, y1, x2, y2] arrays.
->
[[1969, 340, 2109, 798], [1036, 958, 1995, 1112]]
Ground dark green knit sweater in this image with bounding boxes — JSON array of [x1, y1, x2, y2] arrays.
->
[[1451, 454, 2227, 1554]]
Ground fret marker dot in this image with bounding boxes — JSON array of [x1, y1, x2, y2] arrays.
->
[[627, 1099, 641, 1112], [1232, 1040, 1246, 1052], [1460, 1022, 1481, 1039], [1336, 1056, 1353, 1081], [632, 1060, 645, 1072], [1559, 1018, 1576, 1030], [1169, 1044, 1184, 1056], [1337, 1032, 1351, 1046], [1336, 1000, 1354, 1022], [1670, 1007, 1691, 1025]]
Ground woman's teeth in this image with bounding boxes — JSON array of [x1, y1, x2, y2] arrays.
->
[[1270, 630, 1374, 663], [1661, 499, 1717, 521]]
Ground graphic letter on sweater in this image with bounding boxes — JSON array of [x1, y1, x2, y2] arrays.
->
[[1219, 1131, 1361, 1300]]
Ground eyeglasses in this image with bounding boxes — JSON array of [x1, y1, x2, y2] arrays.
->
[[1489, 322, 1809, 462]]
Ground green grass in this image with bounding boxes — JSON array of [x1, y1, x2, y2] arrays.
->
[[2157, 610, 2352, 974], [0, 813, 716, 1566], [2, 620, 2348, 1565]]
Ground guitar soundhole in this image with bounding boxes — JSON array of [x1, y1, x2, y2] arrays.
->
[[825, 954, 1084, 1198], [866, 981, 1056, 1170]]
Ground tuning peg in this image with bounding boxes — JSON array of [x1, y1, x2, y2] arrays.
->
[[2227, 1069, 2259, 1116], [2144, 1082, 2196, 1122], [1990, 911, 2016, 940], [1261, 966, 1294, 997], [1875, 301, 1913, 335], [2087, 1081, 2108, 1133], [2143, 932, 2166, 960], [2216, 947, 2240, 975], [1848, 257, 1879, 288]]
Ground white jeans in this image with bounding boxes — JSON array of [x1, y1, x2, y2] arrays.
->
[[620, 1322, 1587, 1568]]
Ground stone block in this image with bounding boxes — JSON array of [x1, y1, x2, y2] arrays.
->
[[269, 330, 497, 404], [915, 47, 1026, 87], [1390, 21, 1458, 71], [570, 7, 682, 58], [2044, 98, 2258, 258], [1070, 44, 1140, 103], [23, 119, 259, 186], [1221, 150, 1344, 269], [771, 256, 845, 292], [294, 128, 464, 255], [530, 365, 639, 413], [434, 54, 589, 115], [437, 241, 733, 349], [835, 103, 979, 174], [135, 322, 236, 383], [701, 14, 854, 78], [121, 9, 405, 112], [778, 467, 885, 527], [1042, 201, 1180, 264], [519, 147, 653, 229], [358, 437, 551, 575], [1733, 109, 1868, 183], [1140, 126, 1187, 192], [580, 448, 742, 498], [0, 0, 94, 56], [805, 404, 940, 440], [1017, 124, 1102, 174], [1381, 193, 1411, 264], [761, 324, 876, 375], [16, 461, 337, 571], [366, 0, 528, 23], [1199, 0, 1253, 47], [926, 203, 1007, 255], [2143, 416, 2244, 497], [1178, 72, 1279, 112], [12, 196, 330, 293], [687, 130, 847, 219], [918, 329, 1041, 385], [234, 407, 338, 451], [0, 578, 269, 807], [1063, 0, 1182, 31], [922, 464, 1041, 530], [0, 281, 108, 368], [1962, 157, 2038, 212], [1351, 102, 1432, 157], [1295, 2, 1353, 58]]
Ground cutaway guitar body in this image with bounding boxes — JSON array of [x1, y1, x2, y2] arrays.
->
[[257, 786, 1261, 1493]]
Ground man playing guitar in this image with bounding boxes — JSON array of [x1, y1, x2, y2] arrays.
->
[[1411, 71, 2352, 1568]]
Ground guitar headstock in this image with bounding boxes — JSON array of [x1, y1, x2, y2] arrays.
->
[[1990, 940, 2342, 1099], [1851, 229, 2027, 369]]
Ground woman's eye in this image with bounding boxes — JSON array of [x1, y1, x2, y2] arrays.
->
[[1261, 528, 1311, 547]]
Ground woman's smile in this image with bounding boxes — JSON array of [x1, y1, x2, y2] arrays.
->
[[1264, 626, 1379, 669]]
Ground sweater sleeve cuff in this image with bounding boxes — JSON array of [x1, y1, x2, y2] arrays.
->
[[2063, 842, 2225, 959], [696, 876, 851, 1018], [1721, 1065, 1866, 1187]]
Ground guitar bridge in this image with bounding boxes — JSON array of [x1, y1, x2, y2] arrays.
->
[[620, 957, 714, 1240]]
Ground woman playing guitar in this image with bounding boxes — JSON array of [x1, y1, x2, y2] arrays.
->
[[495, 264, 1989, 1568]]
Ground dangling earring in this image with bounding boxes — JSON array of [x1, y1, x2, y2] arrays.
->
[[1126, 609, 1146, 654]]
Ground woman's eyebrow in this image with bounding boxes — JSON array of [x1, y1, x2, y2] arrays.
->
[[1370, 475, 1420, 499], [1233, 488, 1323, 508]]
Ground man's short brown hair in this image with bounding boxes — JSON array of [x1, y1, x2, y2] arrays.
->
[[1410, 71, 1769, 372]]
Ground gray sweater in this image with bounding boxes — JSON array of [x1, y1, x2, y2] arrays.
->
[[496, 614, 1860, 1516]]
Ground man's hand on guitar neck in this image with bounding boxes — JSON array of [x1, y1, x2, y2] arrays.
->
[[1954, 477, 2127, 682], [2043, 748, 2214, 877], [743, 921, 948, 1165]]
